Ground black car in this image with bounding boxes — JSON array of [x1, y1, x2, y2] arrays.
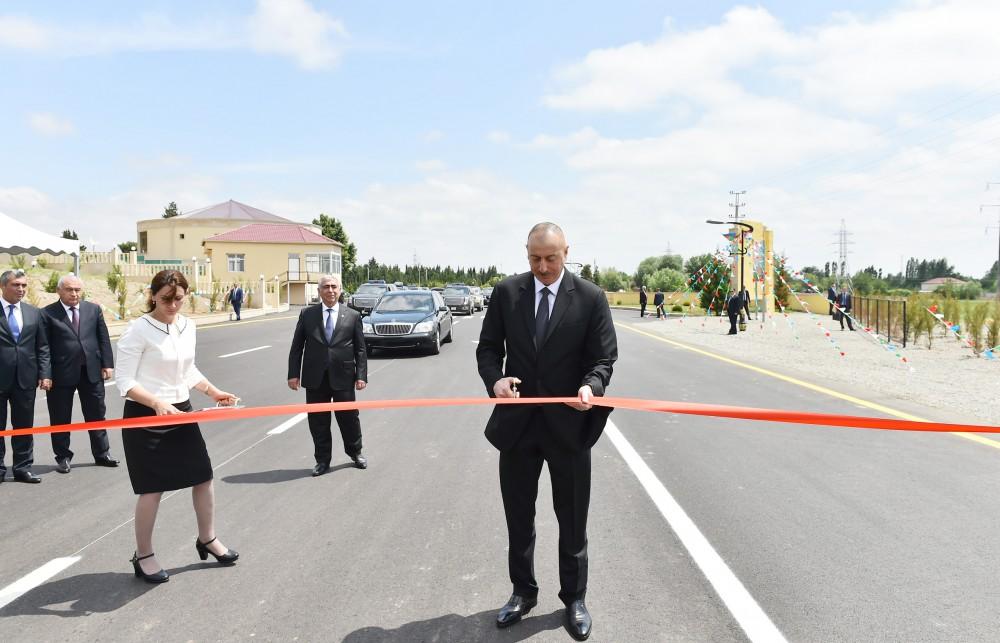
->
[[482, 286, 494, 306], [362, 290, 454, 355], [348, 282, 396, 314]]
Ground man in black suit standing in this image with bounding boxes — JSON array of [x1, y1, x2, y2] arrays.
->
[[477, 223, 617, 641], [638, 285, 647, 317], [836, 285, 855, 331], [827, 284, 837, 316], [0, 269, 51, 483], [42, 274, 119, 473], [230, 283, 244, 321], [288, 274, 368, 476]]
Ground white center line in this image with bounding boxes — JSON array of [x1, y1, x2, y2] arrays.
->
[[604, 419, 787, 643], [267, 413, 307, 435], [0, 556, 81, 611], [218, 345, 271, 359]]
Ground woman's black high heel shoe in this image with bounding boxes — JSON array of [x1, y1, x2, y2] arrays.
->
[[196, 537, 239, 565], [131, 552, 169, 583]]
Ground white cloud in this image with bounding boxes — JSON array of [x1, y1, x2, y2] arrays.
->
[[0, 0, 348, 70], [415, 159, 447, 172], [486, 130, 510, 144], [0, 186, 51, 214], [248, 0, 347, 70], [422, 130, 445, 143], [27, 112, 75, 137]]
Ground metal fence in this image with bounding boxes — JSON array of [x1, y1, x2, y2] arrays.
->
[[853, 296, 908, 347]]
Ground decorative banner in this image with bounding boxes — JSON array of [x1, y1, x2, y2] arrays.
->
[[792, 271, 912, 370], [776, 271, 846, 357], [923, 305, 978, 353], [4, 396, 1000, 438]]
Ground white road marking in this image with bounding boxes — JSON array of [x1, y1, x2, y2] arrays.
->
[[267, 413, 307, 435], [471, 340, 479, 344], [0, 556, 81, 610], [218, 345, 271, 358], [605, 419, 787, 643]]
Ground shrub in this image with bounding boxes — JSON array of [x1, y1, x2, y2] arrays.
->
[[107, 265, 124, 292], [10, 255, 27, 269], [36, 258, 48, 269], [671, 304, 683, 312], [45, 271, 60, 293], [987, 304, 1000, 352], [209, 279, 223, 313], [965, 302, 990, 351]]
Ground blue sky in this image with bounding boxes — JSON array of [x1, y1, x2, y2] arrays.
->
[[3, 1, 1000, 279]]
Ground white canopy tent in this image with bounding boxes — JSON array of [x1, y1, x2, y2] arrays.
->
[[0, 211, 80, 273]]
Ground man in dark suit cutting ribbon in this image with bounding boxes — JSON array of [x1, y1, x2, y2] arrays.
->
[[477, 223, 617, 641]]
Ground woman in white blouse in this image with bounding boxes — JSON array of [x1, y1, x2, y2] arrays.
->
[[116, 270, 240, 584]]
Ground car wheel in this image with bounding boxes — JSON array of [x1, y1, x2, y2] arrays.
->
[[443, 323, 453, 343], [428, 330, 441, 355]]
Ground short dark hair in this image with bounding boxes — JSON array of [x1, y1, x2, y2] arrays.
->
[[0, 269, 27, 286], [145, 270, 189, 312]]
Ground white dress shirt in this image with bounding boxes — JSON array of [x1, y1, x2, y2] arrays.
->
[[116, 314, 205, 403], [533, 269, 565, 318], [1, 296, 24, 331]]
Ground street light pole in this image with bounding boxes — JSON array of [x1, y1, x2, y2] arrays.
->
[[706, 219, 754, 298]]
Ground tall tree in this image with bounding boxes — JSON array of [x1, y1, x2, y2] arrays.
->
[[580, 264, 593, 282], [162, 201, 180, 218], [313, 213, 358, 271]]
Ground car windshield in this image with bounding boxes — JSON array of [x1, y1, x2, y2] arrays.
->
[[355, 284, 386, 295], [375, 293, 435, 313], [443, 287, 470, 296]]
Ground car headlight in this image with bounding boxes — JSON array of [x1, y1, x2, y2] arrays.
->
[[413, 321, 434, 333], [463, 297, 469, 304], [362, 322, 374, 333]]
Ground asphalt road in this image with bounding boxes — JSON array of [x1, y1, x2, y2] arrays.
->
[[2, 308, 1000, 642]]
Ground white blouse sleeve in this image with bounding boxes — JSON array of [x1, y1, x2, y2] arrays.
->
[[182, 321, 206, 388], [115, 321, 144, 398]]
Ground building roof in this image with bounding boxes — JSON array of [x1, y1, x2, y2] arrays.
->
[[921, 277, 967, 285], [204, 223, 343, 246], [176, 199, 295, 223]]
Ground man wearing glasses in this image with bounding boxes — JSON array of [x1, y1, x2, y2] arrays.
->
[[0, 269, 52, 483]]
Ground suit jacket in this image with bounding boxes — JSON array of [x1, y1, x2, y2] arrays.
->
[[477, 271, 617, 453], [230, 287, 244, 304], [288, 304, 368, 391], [838, 293, 852, 312], [653, 292, 664, 306], [0, 302, 51, 390], [826, 287, 836, 302], [639, 289, 647, 304], [42, 300, 113, 387]]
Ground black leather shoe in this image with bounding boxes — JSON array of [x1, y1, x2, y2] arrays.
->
[[95, 456, 120, 467], [352, 453, 368, 469], [565, 600, 592, 641], [196, 536, 239, 565], [496, 594, 537, 628], [311, 462, 330, 477], [13, 471, 41, 483], [56, 459, 71, 474], [131, 552, 168, 584]]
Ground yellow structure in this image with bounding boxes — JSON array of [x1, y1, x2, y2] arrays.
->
[[204, 223, 342, 305], [729, 219, 775, 316]]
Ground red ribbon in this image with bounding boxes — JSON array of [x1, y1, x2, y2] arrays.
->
[[0, 396, 994, 437]]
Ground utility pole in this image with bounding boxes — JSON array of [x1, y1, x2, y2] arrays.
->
[[728, 190, 747, 301], [832, 219, 854, 281], [982, 181, 1000, 300]]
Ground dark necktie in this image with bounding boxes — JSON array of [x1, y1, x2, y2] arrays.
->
[[535, 287, 551, 348], [70, 306, 79, 333], [325, 308, 335, 342], [7, 304, 19, 342]]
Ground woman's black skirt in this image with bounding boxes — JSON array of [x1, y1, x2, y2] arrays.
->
[[122, 399, 213, 495]]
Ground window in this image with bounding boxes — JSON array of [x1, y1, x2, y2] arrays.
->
[[139, 231, 147, 253], [305, 252, 342, 275], [227, 253, 245, 273], [179, 233, 185, 240]]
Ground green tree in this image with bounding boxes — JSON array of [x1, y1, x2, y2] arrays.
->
[[117, 241, 137, 253], [61, 229, 86, 251], [647, 267, 686, 292], [162, 201, 180, 218], [684, 253, 714, 278], [635, 254, 683, 287], [774, 255, 792, 309], [313, 213, 358, 272], [697, 256, 731, 312], [580, 264, 593, 282]]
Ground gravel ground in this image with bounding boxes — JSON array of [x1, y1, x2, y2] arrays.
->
[[628, 309, 1000, 427]]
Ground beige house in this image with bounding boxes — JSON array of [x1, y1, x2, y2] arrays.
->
[[204, 223, 343, 305], [137, 199, 316, 261], [920, 276, 968, 292]]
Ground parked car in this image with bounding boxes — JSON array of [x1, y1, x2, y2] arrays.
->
[[362, 290, 453, 355], [482, 286, 494, 306], [442, 285, 474, 315], [431, 287, 445, 294], [348, 281, 396, 314], [469, 286, 484, 311]]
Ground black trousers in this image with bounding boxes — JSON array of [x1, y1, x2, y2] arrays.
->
[[728, 312, 739, 334], [232, 302, 242, 320], [839, 311, 854, 330], [0, 385, 36, 475], [639, 302, 646, 317], [305, 378, 362, 464], [47, 368, 111, 462], [499, 411, 591, 605]]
